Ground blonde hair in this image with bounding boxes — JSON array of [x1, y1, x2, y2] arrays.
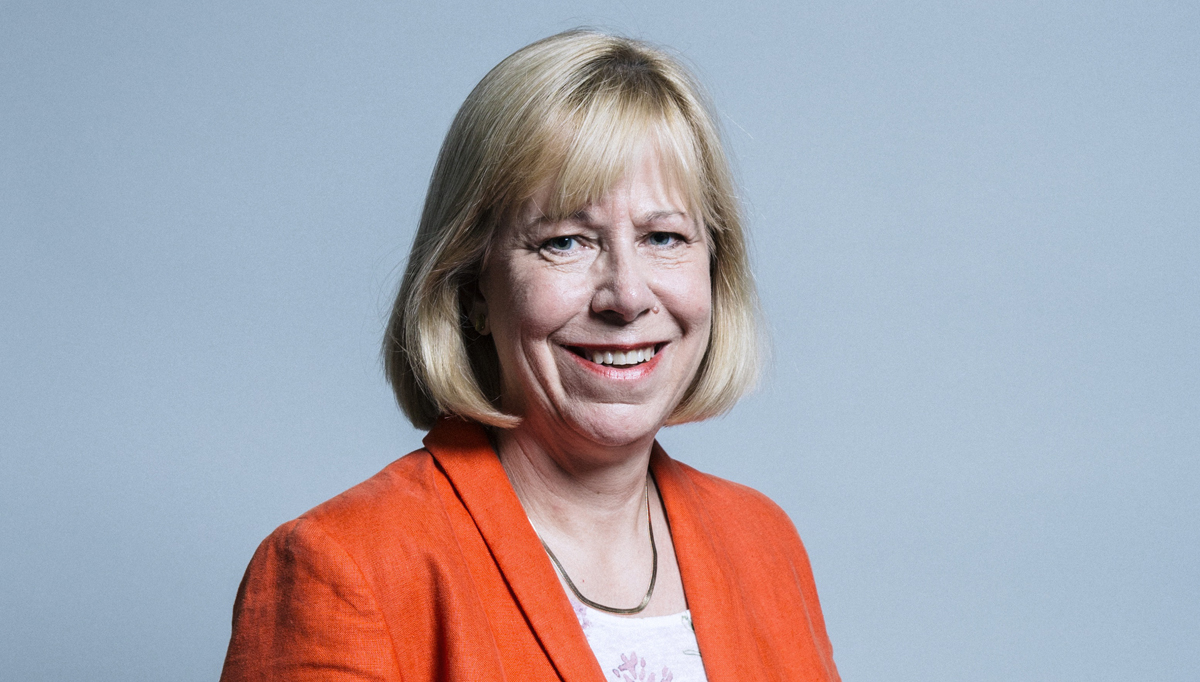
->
[[384, 29, 763, 430]]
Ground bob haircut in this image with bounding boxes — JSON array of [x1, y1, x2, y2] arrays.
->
[[384, 29, 763, 430]]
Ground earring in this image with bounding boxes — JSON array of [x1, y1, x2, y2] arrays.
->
[[472, 312, 489, 335]]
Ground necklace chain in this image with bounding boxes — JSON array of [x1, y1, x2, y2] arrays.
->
[[538, 478, 658, 615]]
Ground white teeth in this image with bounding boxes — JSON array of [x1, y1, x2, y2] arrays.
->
[[587, 346, 656, 366]]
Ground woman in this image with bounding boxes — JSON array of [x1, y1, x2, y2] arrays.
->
[[222, 30, 839, 682]]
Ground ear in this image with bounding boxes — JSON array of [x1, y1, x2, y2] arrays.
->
[[468, 284, 491, 336]]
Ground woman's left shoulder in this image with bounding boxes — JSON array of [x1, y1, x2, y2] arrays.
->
[[685, 462, 791, 514], [655, 454, 807, 549]]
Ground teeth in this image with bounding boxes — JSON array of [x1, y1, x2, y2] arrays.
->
[[586, 346, 657, 367]]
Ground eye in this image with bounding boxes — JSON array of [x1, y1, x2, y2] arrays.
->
[[541, 235, 579, 253], [647, 232, 681, 247]]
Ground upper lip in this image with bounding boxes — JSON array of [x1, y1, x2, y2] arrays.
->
[[561, 341, 665, 352]]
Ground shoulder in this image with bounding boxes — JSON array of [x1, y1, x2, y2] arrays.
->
[[302, 448, 444, 530], [654, 452, 823, 588], [223, 458, 431, 681], [666, 463, 840, 680], [668, 458, 801, 536], [255, 447, 454, 577]]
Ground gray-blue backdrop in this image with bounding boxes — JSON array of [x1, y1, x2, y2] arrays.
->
[[3, 1, 1197, 680]]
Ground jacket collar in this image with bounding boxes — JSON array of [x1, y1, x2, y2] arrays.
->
[[423, 418, 761, 681]]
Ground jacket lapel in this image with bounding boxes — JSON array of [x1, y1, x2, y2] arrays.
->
[[651, 443, 772, 680], [423, 419, 606, 682]]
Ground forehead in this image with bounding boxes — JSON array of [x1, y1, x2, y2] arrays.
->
[[520, 142, 692, 224], [523, 120, 703, 226]]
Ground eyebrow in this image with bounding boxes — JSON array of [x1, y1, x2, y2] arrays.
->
[[548, 208, 688, 226], [518, 204, 691, 235], [638, 210, 687, 224]]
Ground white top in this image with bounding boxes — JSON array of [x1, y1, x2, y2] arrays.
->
[[569, 597, 709, 682]]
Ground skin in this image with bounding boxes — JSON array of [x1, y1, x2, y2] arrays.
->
[[476, 143, 712, 617]]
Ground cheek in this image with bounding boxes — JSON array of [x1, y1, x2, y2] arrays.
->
[[490, 266, 590, 343], [661, 264, 713, 332]]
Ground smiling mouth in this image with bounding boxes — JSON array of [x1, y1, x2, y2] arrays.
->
[[565, 344, 661, 367]]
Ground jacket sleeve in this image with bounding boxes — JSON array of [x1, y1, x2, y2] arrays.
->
[[220, 518, 403, 682], [763, 499, 840, 682]]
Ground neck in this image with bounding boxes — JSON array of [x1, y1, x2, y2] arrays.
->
[[490, 417, 688, 618], [493, 422, 655, 540]]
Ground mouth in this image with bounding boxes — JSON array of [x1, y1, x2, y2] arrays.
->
[[563, 343, 664, 368]]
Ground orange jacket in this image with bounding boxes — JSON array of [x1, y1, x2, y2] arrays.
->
[[221, 419, 840, 681]]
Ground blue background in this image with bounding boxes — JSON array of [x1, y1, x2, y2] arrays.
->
[[2, 1, 1197, 679]]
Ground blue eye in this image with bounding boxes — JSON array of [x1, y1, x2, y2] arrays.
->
[[544, 236, 577, 252], [648, 232, 678, 247]]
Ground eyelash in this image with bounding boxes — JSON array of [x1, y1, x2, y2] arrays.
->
[[646, 232, 680, 247], [542, 235, 579, 252], [539, 232, 684, 254]]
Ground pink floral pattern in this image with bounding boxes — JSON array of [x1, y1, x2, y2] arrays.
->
[[612, 652, 673, 682], [572, 600, 593, 632], [570, 599, 701, 680]]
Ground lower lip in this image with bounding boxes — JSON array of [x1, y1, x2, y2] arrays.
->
[[565, 347, 664, 380]]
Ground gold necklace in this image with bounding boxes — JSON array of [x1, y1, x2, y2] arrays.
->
[[538, 478, 657, 615]]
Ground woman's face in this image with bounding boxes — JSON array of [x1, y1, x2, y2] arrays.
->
[[479, 144, 712, 450]]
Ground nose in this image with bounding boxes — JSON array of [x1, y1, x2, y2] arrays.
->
[[590, 241, 656, 323]]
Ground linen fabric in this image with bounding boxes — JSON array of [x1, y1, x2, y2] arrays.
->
[[220, 418, 840, 681]]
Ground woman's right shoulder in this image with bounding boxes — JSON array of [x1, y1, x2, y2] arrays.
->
[[223, 449, 449, 681], [255, 447, 454, 566]]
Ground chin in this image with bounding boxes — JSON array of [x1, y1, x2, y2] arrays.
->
[[562, 403, 668, 449]]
